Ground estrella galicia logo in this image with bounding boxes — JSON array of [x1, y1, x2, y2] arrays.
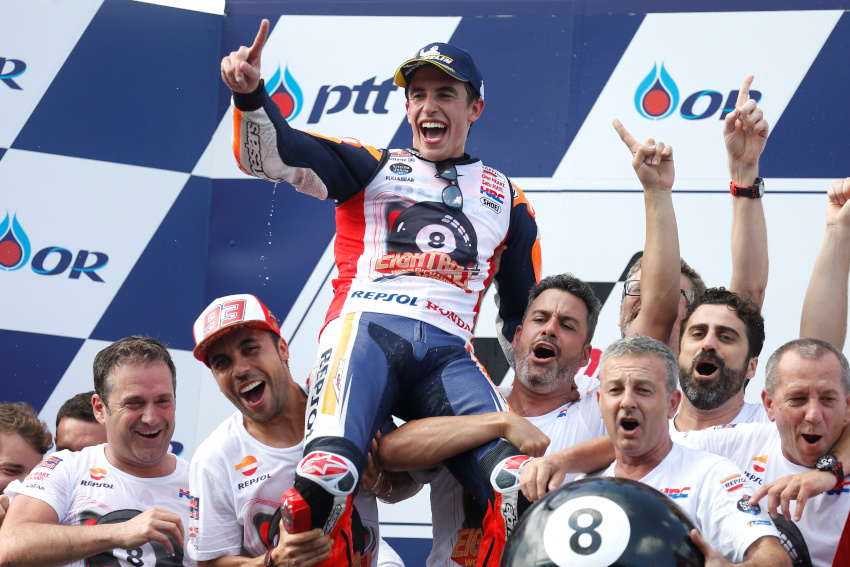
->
[[635, 62, 679, 120], [0, 211, 109, 281], [0, 57, 26, 90], [266, 64, 303, 121], [0, 212, 31, 270], [389, 163, 412, 175]]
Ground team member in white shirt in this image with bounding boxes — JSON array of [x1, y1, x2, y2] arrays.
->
[[522, 335, 790, 566], [0, 336, 193, 567], [672, 338, 850, 567], [189, 294, 411, 567]]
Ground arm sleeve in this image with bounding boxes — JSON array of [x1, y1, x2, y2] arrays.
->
[[493, 182, 541, 364], [231, 82, 385, 203], [188, 456, 243, 561], [7, 453, 73, 522], [696, 459, 780, 563]]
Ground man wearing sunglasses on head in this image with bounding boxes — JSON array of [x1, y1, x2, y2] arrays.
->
[[221, 21, 540, 567]]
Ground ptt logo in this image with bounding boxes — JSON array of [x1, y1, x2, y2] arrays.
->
[[0, 57, 26, 90], [635, 62, 761, 121], [235, 455, 261, 476], [88, 468, 108, 480], [0, 212, 109, 281], [266, 65, 303, 121], [661, 486, 690, 499]]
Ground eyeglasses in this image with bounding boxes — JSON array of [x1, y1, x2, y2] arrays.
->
[[435, 161, 463, 210], [623, 279, 691, 304]]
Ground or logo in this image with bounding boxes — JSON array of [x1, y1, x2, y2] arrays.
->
[[0, 211, 109, 281], [720, 474, 745, 493], [0, 57, 26, 90], [0, 212, 30, 271], [235, 455, 260, 476], [635, 63, 679, 120], [266, 64, 303, 121], [634, 63, 762, 121], [88, 468, 108, 480], [37, 456, 62, 470], [752, 455, 767, 473]]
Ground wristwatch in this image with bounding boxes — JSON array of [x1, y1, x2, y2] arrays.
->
[[815, 454, 844, 489], [730, 177, 764, 198]]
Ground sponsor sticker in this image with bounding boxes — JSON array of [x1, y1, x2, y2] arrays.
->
[[737, 495, 761, 514], [720, 474, 745, 493], [37, 456, 62, 470]]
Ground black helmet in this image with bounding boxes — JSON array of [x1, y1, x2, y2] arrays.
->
[[501, 477, 704, 566]]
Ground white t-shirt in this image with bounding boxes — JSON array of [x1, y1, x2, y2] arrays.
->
[[589, 443, 780, 563], [188, 411, 397, 566], [7, 444, 194, 567], [424, 384, 607, 567], [669, 400, 771, 434], [673, 422, 850, 567]]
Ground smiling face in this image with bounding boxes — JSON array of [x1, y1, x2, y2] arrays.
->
[[598, 354, 680, 463], [677, 304, 756, 410], [207, 328, 290, 424], [405, 65, 484, 162], [511, 289, 592, 397], [0, 432, 43, 493], [765, 350, 850, 467], [94, 361, 175, 477]]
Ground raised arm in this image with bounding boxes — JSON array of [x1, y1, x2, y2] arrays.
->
[[800, 178, 850, 348], [726, 75, 769, 307], [377, 412, 549, 472], [0, 496, 183, 567], [613, 120, 680, 343], [221, 19, 268, 94]]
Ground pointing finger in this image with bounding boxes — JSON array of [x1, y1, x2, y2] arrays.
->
[[613, 119, 639, 153], [249, 19, 270, 60], [736, 73, 754, 109]]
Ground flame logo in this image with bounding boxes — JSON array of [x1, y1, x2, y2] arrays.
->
[[0, 212, 31, 271], [266, 64, 303, 122], [89, 468, 108, 480], [635, 63, 679, 120], [235, 455, 260, 476]]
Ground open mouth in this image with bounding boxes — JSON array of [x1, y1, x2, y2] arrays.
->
[[239, 380, 266, 405], [620, 417, 639, 432], [532, 342, 557, 362], [695, 360, 719, 377], [135, 429, 162, 439], [421, 121, 446, 142], [802, 433, 823, 445]]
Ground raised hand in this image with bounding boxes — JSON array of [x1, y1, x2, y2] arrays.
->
[[827, 177, 850, 229], [221, 19, 269, 94], [613, 119, 674, 191], [723, 74, 769, 182]]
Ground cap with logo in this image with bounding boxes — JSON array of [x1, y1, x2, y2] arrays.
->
[[394, 43, 484, 100], [192, 293, 280, 366]]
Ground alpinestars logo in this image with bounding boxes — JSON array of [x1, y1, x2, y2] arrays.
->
[[297, 452, 357, 496], [490, 455, 532, 494]]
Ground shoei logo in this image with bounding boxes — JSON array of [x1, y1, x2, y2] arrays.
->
[[0, 212, 109, 281], [89, 468, 108, 480], [635, 62, 761, 121], [0, 57, 26, 90], [266, 64, 303, 121], [235, 455, 260, 476]]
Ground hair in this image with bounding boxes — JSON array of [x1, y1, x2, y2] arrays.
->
[[0, 402, 54, 455], [523, 273, 602, 345], [764, 338, 850, 396], [626, 256, 706, 305], [55, 391, 97, 430], [93, 336, 176, 407], [600, 335, 679, 397], [679, 287, 765, 360]]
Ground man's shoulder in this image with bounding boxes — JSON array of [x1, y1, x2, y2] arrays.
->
[[192, 412, 244, 465]]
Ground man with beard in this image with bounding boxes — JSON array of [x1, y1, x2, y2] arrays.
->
[[618, 75, 770, 357], [673, 287, 769, 432]]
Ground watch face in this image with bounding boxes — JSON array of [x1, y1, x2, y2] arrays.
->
[[817, 454, 838, 470], [754, 177, 765, 198]]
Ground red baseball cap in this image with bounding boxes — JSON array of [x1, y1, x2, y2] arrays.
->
[[192, 294, 280, 366]]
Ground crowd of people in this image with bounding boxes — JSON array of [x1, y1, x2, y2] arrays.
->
[[1, 18, 849, 567]]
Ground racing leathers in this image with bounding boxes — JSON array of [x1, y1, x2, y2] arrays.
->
[[230, 81, 541, 567]]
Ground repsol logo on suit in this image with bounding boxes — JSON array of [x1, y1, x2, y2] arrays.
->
[[306, 348, 333, 439]]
